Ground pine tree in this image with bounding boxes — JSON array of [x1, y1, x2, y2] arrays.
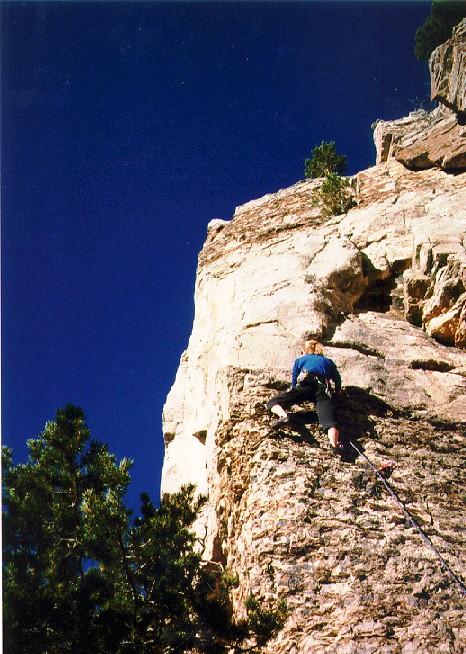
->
[[3, 405, 288, 654], [414, 0, 466, 62], [304, 141, 347, 179], [313, 173, 356, 217], [2, 405, 133, 654]]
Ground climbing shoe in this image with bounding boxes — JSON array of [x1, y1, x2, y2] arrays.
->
[[271, 416, 290, 429]]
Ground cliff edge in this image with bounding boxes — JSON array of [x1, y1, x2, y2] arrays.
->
[[161, 25, 466, 653]]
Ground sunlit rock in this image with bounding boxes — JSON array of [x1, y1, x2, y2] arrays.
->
[[374, 19, 466, 172], [161, 26, 466, 654], [430, 19, 466, 115]]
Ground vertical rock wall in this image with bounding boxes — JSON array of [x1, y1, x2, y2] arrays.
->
[[373, 19, 466, 171], [162, 161, 466, 652], [430, 19, 466, 116], [161, 28, 466, 652]]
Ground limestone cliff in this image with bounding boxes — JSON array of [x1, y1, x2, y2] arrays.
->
[[161, 29, 466, 653], [374, 20, 466, 172]]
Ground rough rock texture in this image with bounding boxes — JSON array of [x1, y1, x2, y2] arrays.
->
[[373, 20, 466, 172], [162, 160, 466, 652], [161, 26, 466, 652], [430, 19, 466, 115], [373, 105, 466, 171]]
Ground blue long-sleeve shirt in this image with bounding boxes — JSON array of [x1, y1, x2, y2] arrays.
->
[[292, 354, 341, 391]]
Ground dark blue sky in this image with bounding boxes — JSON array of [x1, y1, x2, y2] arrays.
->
[[2, 1, 431, 510]]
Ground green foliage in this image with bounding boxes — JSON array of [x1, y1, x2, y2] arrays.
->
[[123, 487, 208, 653], [193, 573, 288, 653], [244, 595, 288, 649], [305, 141, 347, 179], [305, 141, 354, 217], [2, 405, 133, 654], [313, 172, 356, 218], [414, 0, 466, 62], [3, 405, 287, 654]]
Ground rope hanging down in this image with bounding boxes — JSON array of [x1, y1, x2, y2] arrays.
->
[[348, 440, 466, 599]]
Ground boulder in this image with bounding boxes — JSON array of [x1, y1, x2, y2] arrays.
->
[[374, 105, 466, 172], [421, 253, 466, 346], [403, 268, 430, 325], [395, 107, 466, 170]]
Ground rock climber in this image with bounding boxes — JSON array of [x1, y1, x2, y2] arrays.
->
[[266, 339, 342, 452]]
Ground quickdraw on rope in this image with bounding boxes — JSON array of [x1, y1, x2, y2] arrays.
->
[[348, 440, 466, 598]]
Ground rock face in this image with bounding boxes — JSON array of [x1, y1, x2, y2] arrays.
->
[[374, 104, 466, 171], [162, 160, 466, 652], [430, 19, 466, 115], [374, 19, 466, 172], [161, 28, 466, 654]]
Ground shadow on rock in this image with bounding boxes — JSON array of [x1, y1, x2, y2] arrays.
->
[[268, 386, 394, 463], [337, 386, 394, 461], [288, 412, 321, 446], [268, 411, 320, 447]]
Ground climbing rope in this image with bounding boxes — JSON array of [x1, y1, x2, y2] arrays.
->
[[348, 439, 466, 598]]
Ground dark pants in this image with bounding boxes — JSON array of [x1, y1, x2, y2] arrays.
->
[[266, 383, 338, 430]]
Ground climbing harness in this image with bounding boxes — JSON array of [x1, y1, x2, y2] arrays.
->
[[296, 371, 334, 397], [348, 439, 466, 598]]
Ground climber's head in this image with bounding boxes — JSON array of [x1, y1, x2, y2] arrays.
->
[[303, 339, 324, 356]]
